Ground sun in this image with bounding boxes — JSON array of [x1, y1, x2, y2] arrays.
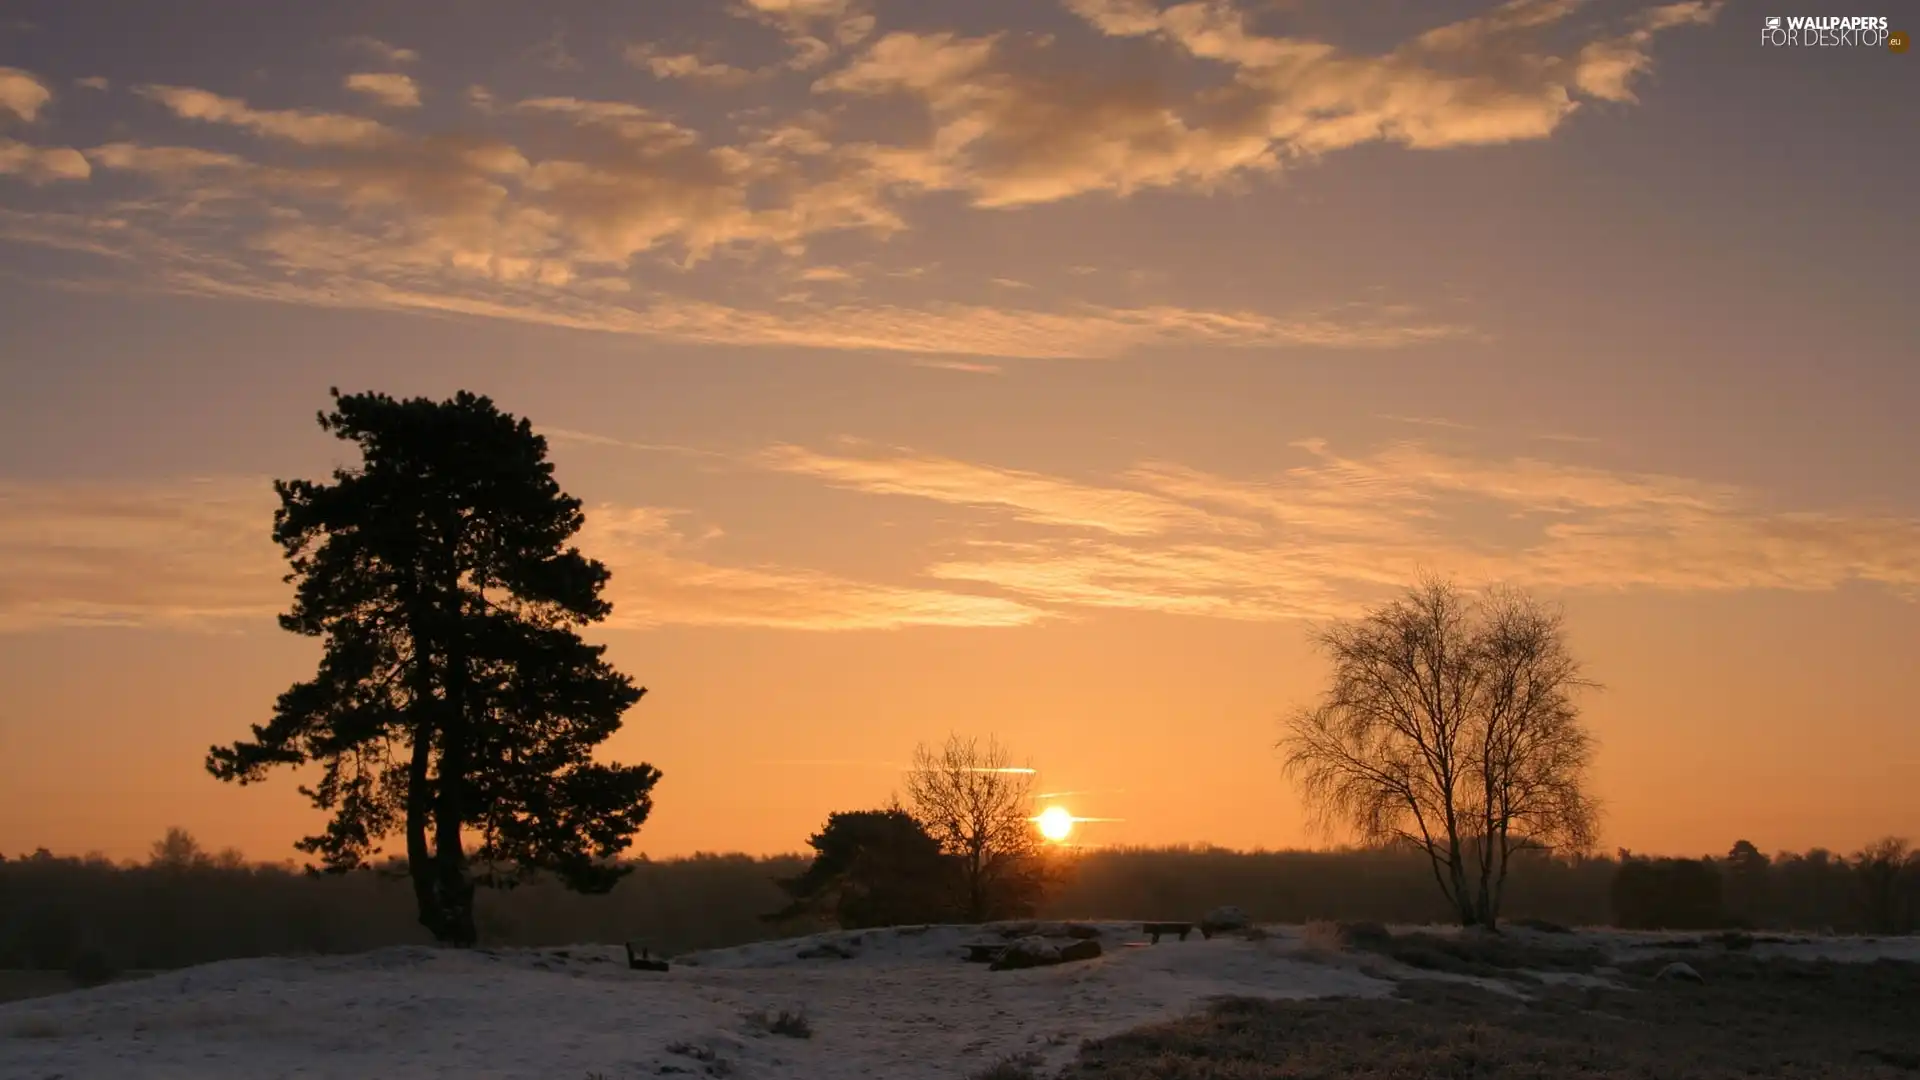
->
[[1036, 805, 1074, 843]]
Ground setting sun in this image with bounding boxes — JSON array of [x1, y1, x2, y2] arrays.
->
[[1037, 806, 1075, 843]]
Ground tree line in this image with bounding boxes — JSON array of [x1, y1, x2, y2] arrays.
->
[[4, 832, 1914, 979]]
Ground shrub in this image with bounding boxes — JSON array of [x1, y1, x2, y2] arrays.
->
[[1300, 920, 1350, 953], [970, 1051, 1044, 1079], [66, 945, 119, 988], [746, 1007, 812, 1039]]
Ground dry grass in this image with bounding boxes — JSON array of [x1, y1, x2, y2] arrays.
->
[[1297, 921, 1350, 955], [743, 1006, 812, 1039], [1053, 953, 1920, 1079], [968, 1051, 1046, 1079]]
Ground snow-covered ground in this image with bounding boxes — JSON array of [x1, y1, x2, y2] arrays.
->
[[2, 922, 1915, 1080]]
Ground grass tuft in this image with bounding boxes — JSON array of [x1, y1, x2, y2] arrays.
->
[[969, 1050, 1045, 1079], [745, 1006, 812, 1039]]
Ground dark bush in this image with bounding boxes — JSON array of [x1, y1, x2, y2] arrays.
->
[[66, 945, 119, 988]]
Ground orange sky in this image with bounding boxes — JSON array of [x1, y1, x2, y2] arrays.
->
[[0, 1, 1914, 864]]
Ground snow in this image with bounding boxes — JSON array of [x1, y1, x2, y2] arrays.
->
[[3, 923, 1914, 1080], [0, 923, 1387, 1080]]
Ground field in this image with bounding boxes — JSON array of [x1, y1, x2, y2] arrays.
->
[[1, 923, 1914, 1079]]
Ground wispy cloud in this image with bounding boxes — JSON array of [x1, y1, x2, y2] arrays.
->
[[344, 72, 422, 110], [911, 359, 1002, 374], [757, 442, 1264, 536], [1376, 414, 1477, 432], [624, 44, 763, 87], [345, 36, 419, 66], [920, 439, 1920, 617], [0, 137, 89, 182], [0, 477, 287, 630], [0, 478, 1042, 633], [0, 205, 1469, 356], [134, 84, 395, 148], [4, 433, 1913, 635]]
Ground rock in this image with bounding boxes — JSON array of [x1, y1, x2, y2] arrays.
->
[[1655, 961, 1704, 983], [1200, 905, 1251, 938], [1064, 923, 1102, 940], [796, 942, 855, 960], [1058, 939, 1102, 964], [1514, 917, 1572, 934], [991, 936, 1062, 971], [1336, 920, 1393, 949]]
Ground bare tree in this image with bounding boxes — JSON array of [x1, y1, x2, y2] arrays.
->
[[904, 735, 1046, 922], [1281, 576, 1599, 929]]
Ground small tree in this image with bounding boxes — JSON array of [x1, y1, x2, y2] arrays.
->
[[149, 827, 212, 871], [1852, 837, 1918, 935], [1723, 839, 1772, 927], [1282, 576, 1599, 929], [207, 389, 661, 946], [905, 735, 1047, 922], [769, 808, 952, 929]]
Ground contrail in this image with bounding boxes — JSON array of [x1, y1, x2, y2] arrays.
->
[[542, 428, 734, 460], [751, 760, 1036, 774], [751, 759, 908, 770]]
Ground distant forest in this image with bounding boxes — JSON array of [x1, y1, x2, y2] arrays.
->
[[3, 831, 1914, 976]]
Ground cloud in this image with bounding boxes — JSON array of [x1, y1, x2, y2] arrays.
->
[[0, 477, 287, 630], [911, 359, 1001, 374], [344, 72, 422, 109], [927, 538, 1361, 620], [0, 137, 90, 182], [814, 1, 1719, 207], [0, 477, 1043, 633], [1375, 414, 1478, 431], [135, 85, 395, 148], [74, 76, 110, 92], [526, 26, 583, 72], [735, 0, 877, 70], [1576, 1, 1721, 102], [625, 45, 762, 87], [758, 442, 1263, 536], [346, 36, 419, 65], [0, 202, 1463, 357], [0, 66, 51, 122], [5, 1, 1721, 357], [921, 439, 1920, 617], [3, 438, 1912, 635]]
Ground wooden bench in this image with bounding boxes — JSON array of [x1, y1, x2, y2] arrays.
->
[[625, 943, 670, 972], [1141, 921, 1193, 944], [964, 943, 1006, 963]]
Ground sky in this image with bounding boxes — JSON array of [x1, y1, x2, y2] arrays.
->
[[0, 0, 1914, 867]]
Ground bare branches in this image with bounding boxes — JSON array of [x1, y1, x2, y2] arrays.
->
[[1280, 576, 1601, 927], [903, 734, 1045, 922]]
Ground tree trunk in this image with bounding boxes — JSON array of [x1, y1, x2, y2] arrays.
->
[[405, 712, 446, 942], [433, 622, 478, 947]]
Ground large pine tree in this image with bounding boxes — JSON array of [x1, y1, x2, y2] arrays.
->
[[208, 389, 660, 945]]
